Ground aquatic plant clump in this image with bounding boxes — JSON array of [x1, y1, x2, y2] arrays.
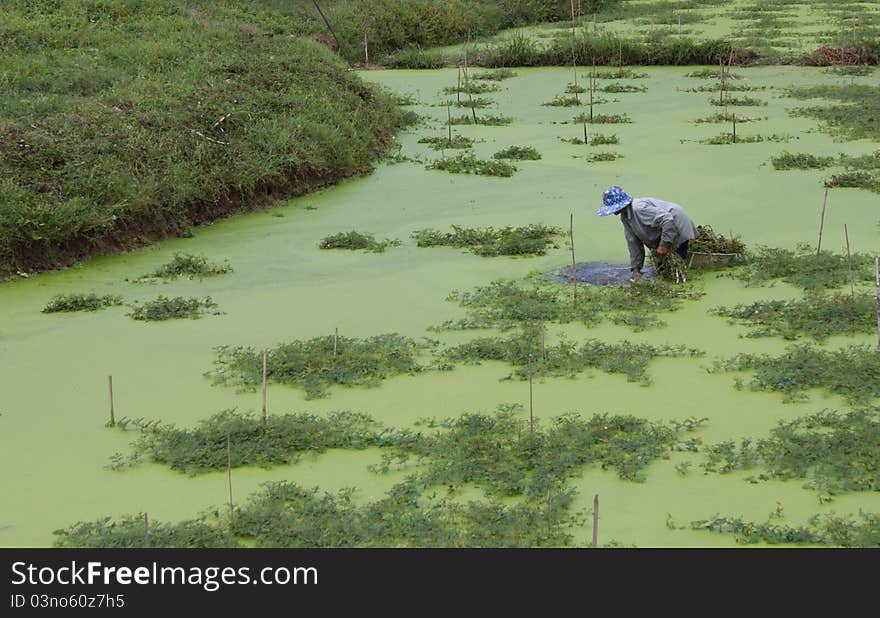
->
[[442, 82, 501, 95], [692, 113, 764, 124], [319, 231, 401, 253], [493, 146, 541, 160], [138, 253, 231, 281], [735, 246, 877, 290], [113, 409, 392, 474], [689, 225, 745, 254], [585, 152, 623, 162], [574, 113, 632, 124], [128, 296, 220, 321], [444, 326, 702, 385], [411, 224, 562, 257], [770, 152, 836, 170], [472, 69, 518, 81], [708, 95, 766, 106], [448, 114, 512, 126], [598, 83, 647, 93], [689, 512, 880, 547], [542, 95, 582, 107], [209, 333, 430, 399], [713, 293, 878, 341], [712, 344, 880, 404], [417, 135, 474, 150], [54, 516, 237, 549], [786, 84, 880, 141], [42, 293, 123, 313], [426, 153, 516, 177], [700, 409, 880, 495]]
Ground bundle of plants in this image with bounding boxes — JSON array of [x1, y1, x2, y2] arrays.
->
[[734, 245, 877, 290], [382, 48, 446, 69], [435, 278, 702, 332], [651, 251, 688, 282], [690, 225, 745, 254], [398, 407, 707, 493], [417, 135, 474, 150], [448, 114, 512, 126], [426, 153, 516, 177], [128, 296, 220, 321], [712, 343, 880, 404], [493, 146, 541, 160], [42, 293, 123, 313], [209, 333, 431, 399], [136, 253, 231, 281], [444, 325, 702, 385], [687, 512, 880, 547], [109, 409, 400, 474], [411, 224, 562, 257], [713, 292, 877, 341], [318, 231, 400, 253], [700, 408, 880, 495]]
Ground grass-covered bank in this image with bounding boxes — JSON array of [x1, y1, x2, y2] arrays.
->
[[0, 1, 398, 276]]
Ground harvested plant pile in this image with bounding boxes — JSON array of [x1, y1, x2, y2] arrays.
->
[[690, 225, 746, 254]]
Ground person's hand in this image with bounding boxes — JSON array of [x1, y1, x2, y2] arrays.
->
[[654, 244, 669, 256], [629, 270, 641, 282]]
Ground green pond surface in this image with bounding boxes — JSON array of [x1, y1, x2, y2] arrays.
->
[[1, 65, 879, 547]]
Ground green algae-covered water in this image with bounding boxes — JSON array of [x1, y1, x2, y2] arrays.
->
[[1, 65, 878, 547]]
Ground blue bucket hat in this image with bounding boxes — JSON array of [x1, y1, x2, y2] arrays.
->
[[596, 186, 632, 216]]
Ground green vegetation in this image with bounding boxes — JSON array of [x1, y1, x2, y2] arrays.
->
[[209, 333, 430, 399], [128, 296, 220, 322], [787, 84, 880, 141], [42, 293, 123, 313], [692, 113, 763, 123], [55, 516, 237, 549], [443, 82, 501, 95], [493, 146, 542, 160], [574, 113, 632, 124], [594, 69, 648, 79], [445, 325, 702, 385], [472, 69, 518, 81], [137, 253, 231, 281], [598, 83, 647, 93], [690, 225, 745, 254], [712, 344, 880, 404], [542, 95, 583, 107], [825, 171, 880, 192], [418, 135, 474, 150], [383, 48, 446, 69], [426, 153, 517, 177], [448, 114, 513, 126], [411, 224, 562, 257], [436, 277, 703, 332], [713, 293, 878, 341], [701, 408, 880, 495], [689, 511, 880, 546], [585, 151, 623, 162], [0, 1, 398, 276], [734, 246, 877, 290], [560, 134, 619, 146], [686, 69, 743, 79], [701, 133, 791, 145], [319, 231, 400, 253], [770, 152, 837, 170], [709, 95, 766, 106], [111, 409, 391, 474], [446, 96, 494, 109]]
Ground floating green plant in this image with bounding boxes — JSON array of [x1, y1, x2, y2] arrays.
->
[[712, 344, 880, 404], [709, 95, 766, 106], [700, 408, 880, 495], [700, 132, 792, 145], [786, 84, 880, 141], [412, 224, 562, 257], [472, 69, 517, 81], [574, 113, 631, 124], [685, 68, 742, 79], [42, 293, 123, 313], [692, 113, 764, 123], [128, 296, 220, 321], [594, 69, 648, 79], [734, 245, 876, 290], [444, 325, 702, 385], [825, 171, 880, 192], [110, 409, 392, 474], [770, 152, 837, 170], [448, 114, 512, 126], [444, 96, 494, 108], [589, 133, 620, 145], [585, 151, 622, 162], [493, 146, 541, 160], [688, 512, 880, 547], [319, 231, 401, 253], [683, 84, 765, 93], [542, 95, 582, 107], [394, 93, 419, 106], [54, 516, 238, 548], [713, 293, 877, 341], [443, 82, 500, 94], [209, 333, 431, 399], [137, 253, 231, 281], [598, 83, 647, 93], [417, 135, 474, 150], [426, 153, 516, 177], [395, 108, 425, 129]]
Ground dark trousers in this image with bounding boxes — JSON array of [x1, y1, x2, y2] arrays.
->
[[676, 240, 689, 260]]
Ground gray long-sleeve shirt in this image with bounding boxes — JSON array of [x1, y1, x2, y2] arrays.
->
[[621, 197, 698, 272]]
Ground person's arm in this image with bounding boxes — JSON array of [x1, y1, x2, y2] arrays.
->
[[623, 222, 645, 274]]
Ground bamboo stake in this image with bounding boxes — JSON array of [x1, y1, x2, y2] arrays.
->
[[363, 31, 369, 65], [108, 375, 115, 427], [261, 348, 268, 423], [464, 50, 476, 123], [227, 433, 234, 526], [845, 224, 855, 300], [456, 67, 461, 105], [719, 57, 724, 106], [875, 256, 880, 353], [678, 14, 681, 35], [334, 327, 339, 356], [732, 112, 736, 143], [817, 188, 828, 255], [447, 102, 452, 142], [528, 356, 534, 433], [547, 485, 553, 528], [592, 493, 599, 548], [582, 116, 588, 144], [143, 512, 149, 548], [540, 315, 545, 358], [590, 58, 595, 122], [570, 213, 577, 306]]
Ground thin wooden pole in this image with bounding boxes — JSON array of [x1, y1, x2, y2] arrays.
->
[[456, 67, 461, 105], [570, 213, 577, 306], [590, 58, 595, 121], [227, 433, 234, 526], [334, 327, 339, 356], [143, 512, 149, 548], [447, 102, 452, 142], [108, 375, 115, 427], [363, 31, 369, 65], [528, 356, 534, 433], [592, 493, 599, 548], [540, 315, 546, 358], [817, 189, 828, 255], [845, 224, 855, 300], [261, 348, 268, 423], [875, 256, 880, 353], [732, 112, 736, 143], [719, 57, 724, 106], [547, 485, 553, 528]]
